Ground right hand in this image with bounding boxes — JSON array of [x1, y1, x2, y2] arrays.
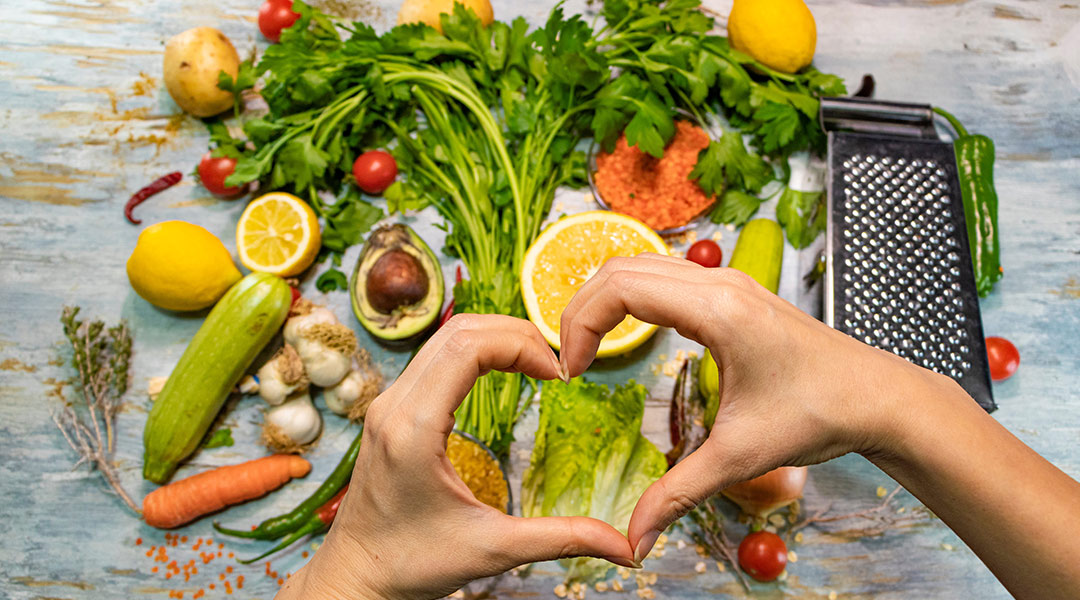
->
[[558, 254, 944, 562]]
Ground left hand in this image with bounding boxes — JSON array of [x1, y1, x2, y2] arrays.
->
[[277, 314, 636, 600]]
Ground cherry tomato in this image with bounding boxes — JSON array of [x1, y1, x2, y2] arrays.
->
[[738, 530, 787, 582], [985, 336, 1020, 381], [197, 152, 242, 197], [686, 239, 723, 268], [258, 0, 301, 43], [352, 150, 398, 195]]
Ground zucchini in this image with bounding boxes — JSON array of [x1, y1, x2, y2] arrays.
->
[[143, 272, 291, 483], [726, 218, 784, 294], [700, 218, 784, 427]]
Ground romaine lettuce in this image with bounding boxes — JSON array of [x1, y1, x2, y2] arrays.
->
[[521, 378, 667, 581]]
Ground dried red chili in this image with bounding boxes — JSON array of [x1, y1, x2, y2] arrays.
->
[[125, 172, 182, 225]]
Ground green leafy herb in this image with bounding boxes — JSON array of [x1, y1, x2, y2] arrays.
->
[[203, 427, 234, 449], [775, 187, 826, 249], [711, 188, 764, 227], [217, 58, 258, 117], [522, 378, 667, 582]]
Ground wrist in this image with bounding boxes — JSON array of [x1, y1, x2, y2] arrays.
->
[[859, 359, 968, 467], [275, 529, 382, 600]]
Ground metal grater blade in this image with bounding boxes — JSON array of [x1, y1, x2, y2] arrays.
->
[[825, 132, 995, 412]]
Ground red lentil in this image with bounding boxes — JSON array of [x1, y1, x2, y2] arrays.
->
[[594, 120, 714, 231]]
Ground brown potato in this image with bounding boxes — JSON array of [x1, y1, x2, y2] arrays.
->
[[396, 0, 494, 32], [162, 27, 239, 118]]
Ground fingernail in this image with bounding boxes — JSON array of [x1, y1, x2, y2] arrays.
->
[[549, 354, 563, 380], [558, 354, 571, 383], [633, 530, 661, 564], [603, 556, 641, 569]]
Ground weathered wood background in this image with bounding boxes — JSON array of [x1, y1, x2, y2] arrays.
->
[[2, 0, 1079, 598]]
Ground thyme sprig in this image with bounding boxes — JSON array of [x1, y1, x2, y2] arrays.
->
[[53, 306, 140, 514]]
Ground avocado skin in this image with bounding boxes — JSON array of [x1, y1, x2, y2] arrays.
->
[[350, 224, 445, 344]]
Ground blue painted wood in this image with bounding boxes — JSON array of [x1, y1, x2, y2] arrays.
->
[[2, 0, 1079, 598]]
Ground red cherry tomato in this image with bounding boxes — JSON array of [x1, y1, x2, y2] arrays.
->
[[352, 150, 398, 195], [259, 0, 301, 43], [985, 336, 1020, 381], [738, 531, 787, 582], [197, 152, 242, 197], [686, 239, 723, 268]]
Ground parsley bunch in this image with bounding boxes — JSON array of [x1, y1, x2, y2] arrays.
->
[[215, 0, 845, 450]]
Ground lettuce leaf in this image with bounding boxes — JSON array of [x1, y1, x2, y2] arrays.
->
[[522, 378, 667, 581]]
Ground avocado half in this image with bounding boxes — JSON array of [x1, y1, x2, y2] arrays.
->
[[350, 224, 444, 343]]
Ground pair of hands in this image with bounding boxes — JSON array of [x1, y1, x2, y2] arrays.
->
[[281, 254, 934, 599]]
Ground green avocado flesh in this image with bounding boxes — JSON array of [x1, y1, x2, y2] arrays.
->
[[350, 224, 444, 342]]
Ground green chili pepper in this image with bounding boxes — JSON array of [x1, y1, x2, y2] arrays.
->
[[214, 428, 362, 540], [238, 484, 349, 564], [934, 106, 1003, 297]]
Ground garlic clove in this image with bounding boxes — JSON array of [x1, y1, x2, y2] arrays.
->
[[265, 393, 322, 446], [295, 337, 351, 387], [324, 370, 362, 416], [283, 307, 339, 347]]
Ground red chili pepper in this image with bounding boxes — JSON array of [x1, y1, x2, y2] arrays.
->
[[314, 484, 348, 525], [125, 172, 182, 225], [289, 286, 301, 308], [438, 266, 464, 328]]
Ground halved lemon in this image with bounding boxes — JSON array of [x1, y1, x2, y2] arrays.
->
[[236, 192, 321, 277], [521, 210, 670, 357]]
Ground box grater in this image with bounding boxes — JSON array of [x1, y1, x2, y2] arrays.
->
[[821, 97, 995, 412]]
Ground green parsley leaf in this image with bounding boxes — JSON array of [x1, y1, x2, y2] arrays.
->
[[202, 427, 234, 449], [775, 187, 826, 249], [217, 58, 257, 117], [711, 189, 763, 227]]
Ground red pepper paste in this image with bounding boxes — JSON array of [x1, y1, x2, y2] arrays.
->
[[594, 120, 714, 231]]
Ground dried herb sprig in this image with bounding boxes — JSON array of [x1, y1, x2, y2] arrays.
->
[[686, 498, 752, 591], [789, 485, 933, 539], [53, 306, 140, 514]]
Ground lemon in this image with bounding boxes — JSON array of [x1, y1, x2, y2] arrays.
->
[[236, 192, 321, 277], [126, 220, 242, 312], [397, 0, 494, 33], [521, 211, 670, 358], [728, 0, 817, 74]]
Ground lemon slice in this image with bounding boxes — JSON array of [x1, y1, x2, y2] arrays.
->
[[236, 192, 321, 277], [521, 211, 670, 357]]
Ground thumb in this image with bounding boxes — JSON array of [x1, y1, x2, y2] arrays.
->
[[626, 433, 754, 562], [491, 514, 637, 569]]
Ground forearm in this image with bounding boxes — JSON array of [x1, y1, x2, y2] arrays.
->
[[870, 371, 1080, 598]]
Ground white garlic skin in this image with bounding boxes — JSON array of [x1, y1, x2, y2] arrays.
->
[[324, 369, 366, 416], [265, 394, 322, 445], [256, 361, 302, 406], [295, 337, 351, 387], [283, 307, 338, 347]]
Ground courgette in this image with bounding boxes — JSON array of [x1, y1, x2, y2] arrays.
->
[[143, 272, 291, 483], [699, 218, 784, 427]]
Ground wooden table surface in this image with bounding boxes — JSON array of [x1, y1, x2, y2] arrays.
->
[[2, 0, 1079, 598]]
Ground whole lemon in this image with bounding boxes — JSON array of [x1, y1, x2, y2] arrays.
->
[[397, 0, 494, 32], [728, 0, 817, 74], [127, 221, 242, 312]]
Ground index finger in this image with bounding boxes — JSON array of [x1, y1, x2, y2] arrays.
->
[[559, 261, 751, 377]]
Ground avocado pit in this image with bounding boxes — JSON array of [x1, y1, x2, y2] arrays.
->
[[366, 249, 430, 314]]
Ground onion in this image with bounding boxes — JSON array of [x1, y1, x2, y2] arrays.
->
[[721, 466, 808, 517]]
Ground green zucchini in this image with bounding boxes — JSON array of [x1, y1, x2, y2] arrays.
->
[[143, 272, 291, 483], [726, 218, 784, 294], [699, 218, 784, 427]]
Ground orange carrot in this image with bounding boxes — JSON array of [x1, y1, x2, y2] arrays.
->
[[143, 455, 311, 529]]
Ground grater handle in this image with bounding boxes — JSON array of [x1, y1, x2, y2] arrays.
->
[[819, 97, 939, 140]]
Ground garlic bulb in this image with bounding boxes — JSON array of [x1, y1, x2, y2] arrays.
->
[[265, 393, 322, 447], [283, 306, 338, 347], [256, 344, 309, 405], [295, 336, 352, 387], [324, 361, 381, 418]]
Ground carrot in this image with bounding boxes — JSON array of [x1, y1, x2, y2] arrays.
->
[[143, 455, 311, 529]]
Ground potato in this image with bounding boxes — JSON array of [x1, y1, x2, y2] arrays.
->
[[397, 0, 494, 32], [163, 27, 240, 118]]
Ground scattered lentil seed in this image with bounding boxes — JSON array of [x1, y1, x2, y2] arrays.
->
[[554, 583, 568, 598], [829, 591, 838, 600], [788, 550, 798, 563], [595, 581, 608, 592], [876, 486, 888, 498], [694, 561, 707, 574], [611, 580, 623, 592], [715, 561, 726, 573]]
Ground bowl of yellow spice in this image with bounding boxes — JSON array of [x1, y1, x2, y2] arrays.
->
[[447, 431, 512, 515]]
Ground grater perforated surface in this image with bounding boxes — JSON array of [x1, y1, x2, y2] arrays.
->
[[826, 133, 994, 411]]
